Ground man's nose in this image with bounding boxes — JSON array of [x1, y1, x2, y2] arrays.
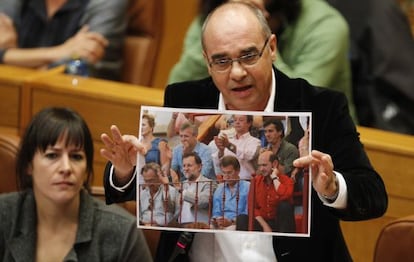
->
[[229, 61, 247, 80]]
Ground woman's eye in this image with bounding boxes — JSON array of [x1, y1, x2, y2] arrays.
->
[[71, 154, 85, 161], [45, 153, 58, 159]]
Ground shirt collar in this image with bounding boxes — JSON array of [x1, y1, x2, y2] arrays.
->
[[218, 69, 276, 112]]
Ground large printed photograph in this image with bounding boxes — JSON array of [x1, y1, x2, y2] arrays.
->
[[136, 106, 311, 237]]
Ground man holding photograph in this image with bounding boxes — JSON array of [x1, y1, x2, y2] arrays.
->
[[101, 2, 387, 261]]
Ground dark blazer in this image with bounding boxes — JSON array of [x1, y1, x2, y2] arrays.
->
[[0, 190, 152, 262], [104, 69, 387, 262]]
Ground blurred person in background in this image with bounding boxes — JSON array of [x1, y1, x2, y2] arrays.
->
[[328, 0, 414, 134], [0, 0, 128, 80]]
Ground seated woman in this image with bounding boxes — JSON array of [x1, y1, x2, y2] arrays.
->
[[0, 107, 151, 261], [140, 113, 171, 175]]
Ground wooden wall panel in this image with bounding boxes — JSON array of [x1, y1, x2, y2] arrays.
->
[[0, 65, 38, 130], [0, 85, 20, 129], [341, 126, 414, 262]]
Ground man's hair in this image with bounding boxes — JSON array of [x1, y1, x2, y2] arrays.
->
[[180, 121, 199, 136], [201, 1, 272, 51], [182, 151, 202, 165], [263, 118, 285, 138], [141, 162, 162, 175], [220, 155, 240, 171], [265, 0, 302, 24], [269, 152, 283, 165]]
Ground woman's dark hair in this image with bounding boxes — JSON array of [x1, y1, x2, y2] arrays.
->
[[199, 0, 226, 20], [199, 0, 302, 24], [16, 107, 94, 192], [265, 0, 302, 24]]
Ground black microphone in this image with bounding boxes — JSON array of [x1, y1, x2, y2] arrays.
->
[[167, 231, 194, 262]]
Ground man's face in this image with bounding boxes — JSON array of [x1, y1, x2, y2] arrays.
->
[[142, 168, 161, 192], [257, 152, 273, 177], [182, 156, 202, 181], [179, 127, 197, 152], [202, 5, 276, 111], [264, 123, 282, 144], [233, 115, 251, 135], [221, 164, 240, 186]]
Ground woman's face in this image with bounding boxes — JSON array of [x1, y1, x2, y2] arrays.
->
[[141, 118, 152, 136], [29, 135, 87, 205]]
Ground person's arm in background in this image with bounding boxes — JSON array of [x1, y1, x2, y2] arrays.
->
[[0, 0, 111, 69], [167, 16, 210, 84], [2, 25, 108, 68], [0, 0, 18, 60], [0, 13, 16, 48], [78, 0, 128, 80]]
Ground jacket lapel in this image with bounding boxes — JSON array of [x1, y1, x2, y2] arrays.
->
[[8, 192, 37, 261]]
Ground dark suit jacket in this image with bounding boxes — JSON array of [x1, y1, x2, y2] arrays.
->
[[104, 69, 387, 262]]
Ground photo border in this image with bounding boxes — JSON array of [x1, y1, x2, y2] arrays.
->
[[136, 106, 312, 237]]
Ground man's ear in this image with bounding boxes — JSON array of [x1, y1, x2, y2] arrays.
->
[[202, 51, 213, 75], [269, 34, 277, 61]]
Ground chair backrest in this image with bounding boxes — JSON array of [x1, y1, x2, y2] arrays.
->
[[0, 132, 20, 193], [121, 0, 164, 86], [374, 215, 414, 262]]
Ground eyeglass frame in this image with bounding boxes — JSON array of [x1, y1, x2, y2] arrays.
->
[[208, 36, 271, 73]]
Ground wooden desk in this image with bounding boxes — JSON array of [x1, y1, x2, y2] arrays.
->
[[0, 65, 38, 131], [24, 73, 164, 186]]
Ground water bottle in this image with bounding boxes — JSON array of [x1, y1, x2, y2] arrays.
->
[[64, 58, 89, 77]]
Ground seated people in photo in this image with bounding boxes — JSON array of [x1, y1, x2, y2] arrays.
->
[[140, 113, 171, 175], [238, 150, 295, 233], [211, 155, 249, 230], [139, 162, 180, 227], [212, 115, 261, 180], [0, 0, 128, 80], [171, 121, 215, 181], [262, 118, 299, 176], [174, 152, 215, 227], [0, 107, 151, 261]]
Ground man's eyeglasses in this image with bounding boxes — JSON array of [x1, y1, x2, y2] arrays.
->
[[208, 36, 270, 73]]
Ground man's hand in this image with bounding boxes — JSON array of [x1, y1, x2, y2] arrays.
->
[[157, 167, 170, 185], [213, 217, 233, 229], [298, 128, 309, 157], [100, 125, 146, 183], [0, 13, 17, 49], [255, 216, 273, 232], [58, 25, 108, 63], [293, 150, 338, 198]]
